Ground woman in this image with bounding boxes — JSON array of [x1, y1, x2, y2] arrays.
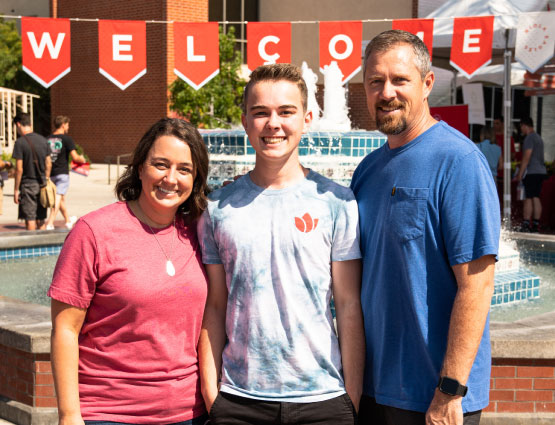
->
[[476, 125, 502, 183], [49, 118, 210, 425]]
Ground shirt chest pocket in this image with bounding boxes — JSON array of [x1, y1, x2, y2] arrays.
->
[[388, 187, 429, 242]]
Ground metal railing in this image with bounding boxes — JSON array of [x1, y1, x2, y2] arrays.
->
[[106, 153, 132, 184]]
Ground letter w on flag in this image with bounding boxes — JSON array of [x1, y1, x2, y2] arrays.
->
[[22, 17, 71, 88]]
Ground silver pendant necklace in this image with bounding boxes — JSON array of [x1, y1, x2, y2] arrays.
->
[[146, 217, 176, 277]]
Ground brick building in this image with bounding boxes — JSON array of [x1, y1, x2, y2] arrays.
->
[[49, 0, 208, 162]]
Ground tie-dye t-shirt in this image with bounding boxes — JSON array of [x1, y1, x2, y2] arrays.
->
[[197, 170, 361, 402]]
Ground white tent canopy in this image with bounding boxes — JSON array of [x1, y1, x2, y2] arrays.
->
[[426, 0, 547, 49]]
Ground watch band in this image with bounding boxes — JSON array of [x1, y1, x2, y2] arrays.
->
[[437, 376, 468, 397]]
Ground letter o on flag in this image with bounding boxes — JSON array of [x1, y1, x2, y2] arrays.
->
[[329, 34, 353, 61]]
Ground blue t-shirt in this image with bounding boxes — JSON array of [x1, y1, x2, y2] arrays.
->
[[351, 121, 500, 413], [198, 170, 361, 402], [476, 140, 501, 179]]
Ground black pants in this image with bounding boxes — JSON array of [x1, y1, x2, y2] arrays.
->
[[209, 392, 357, 425], [358, 395, 481, 425]]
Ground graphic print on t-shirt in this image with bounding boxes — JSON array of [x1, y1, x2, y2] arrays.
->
[[47, 136, 63, 162], [295, 212, 319, 233]]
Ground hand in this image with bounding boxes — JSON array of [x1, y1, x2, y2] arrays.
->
[[425, 389, 463, 425], [346, 388, 361, 413], [14, 189, 19, 204], [203, 388, 219, 414]]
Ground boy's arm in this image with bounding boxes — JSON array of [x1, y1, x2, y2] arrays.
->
[[199, 263, 228, 413], [331, 258, 365, 412]]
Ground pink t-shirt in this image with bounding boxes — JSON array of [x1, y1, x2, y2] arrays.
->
[[48, 202, 208, 423]]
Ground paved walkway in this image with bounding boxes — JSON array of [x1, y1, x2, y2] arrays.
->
[[0, 164, 119, 232]]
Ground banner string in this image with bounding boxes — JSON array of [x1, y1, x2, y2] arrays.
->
[[0, 13, 526, 25]]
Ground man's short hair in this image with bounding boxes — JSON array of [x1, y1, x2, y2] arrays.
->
[[13, 112, 31, 127], [54, 115, 70, 130], [242, 63, 308, 113], [363, 30, 431, 80], [520, 116, 534, 128], [480, 126, 495, 143]]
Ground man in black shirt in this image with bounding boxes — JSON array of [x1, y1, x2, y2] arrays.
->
[[45, 116, 86, 230], [12, 112, 52, 230]]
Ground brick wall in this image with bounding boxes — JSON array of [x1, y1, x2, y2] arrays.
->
[[485, 359, 555, 414], [0, 343, 56, 409], [49, 0, 208, 162]]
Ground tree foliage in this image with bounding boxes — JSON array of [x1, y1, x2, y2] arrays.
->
[[169, 26, 246, 129], [0, 18, 51, 134]]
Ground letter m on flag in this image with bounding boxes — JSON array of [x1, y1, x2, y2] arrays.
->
[[22, 18, 71, 88]]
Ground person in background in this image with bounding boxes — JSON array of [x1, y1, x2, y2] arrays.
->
[[476, 126, 502, 184], [12, 112, 52, 230], [198, 64, 364, 425], [45, 116, 87, 230], [0, 157, 13, 215], [49, 118, 210, 425], [516, 116, 547, 233], [352, 30, 500, 425]]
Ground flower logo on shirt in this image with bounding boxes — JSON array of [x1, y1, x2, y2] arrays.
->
[[295, 213, 319, 233]]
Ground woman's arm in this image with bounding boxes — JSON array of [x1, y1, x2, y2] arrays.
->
[[51, 299, 87, 425]]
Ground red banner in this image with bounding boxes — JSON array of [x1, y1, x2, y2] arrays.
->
[[98, 20, 146, 90], [319, 21, 362, 84], [392, 19, 434, 59], [450, 16, 494, 78], [430, 105, 469, 137], [21, 17, 71, 88], [247, 22, 291, 72], [174, 22, 219, 90]]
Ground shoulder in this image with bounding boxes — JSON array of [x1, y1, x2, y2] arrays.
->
[[306, 171, 356, 202], [207, 175, 249, 204], [79, 201, 130, 230]]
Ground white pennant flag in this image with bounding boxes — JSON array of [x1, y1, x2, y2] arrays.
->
[[515, 12, 555, 73]]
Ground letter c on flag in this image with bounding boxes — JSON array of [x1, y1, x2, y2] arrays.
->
[[259, 35, 280, 64], [329, 34, 353, 61]]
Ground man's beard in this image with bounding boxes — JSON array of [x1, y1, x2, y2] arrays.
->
[[375, 101, 407, 135]]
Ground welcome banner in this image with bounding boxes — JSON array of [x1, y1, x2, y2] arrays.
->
[[247, 22, 292, 72], [174, 22, 220, 90], [12, 13, 555, 90], [21, 17, 71, 88], [319, 21, 362, 84], [98, 20, 147, 90]]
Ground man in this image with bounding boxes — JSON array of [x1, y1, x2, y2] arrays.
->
[[45, 115, 86, 230], [351, 30, 500, 425], [198, 63, 364, 425], [516, 116, 547, 233], [12, 112, 52, 231], [493, 116, 517, 184]]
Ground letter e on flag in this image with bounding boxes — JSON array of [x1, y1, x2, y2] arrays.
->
[[319, 21, 362, 84], [450, 16, 494, 78], [22, 18, 71, 88], [98, 20, 146, 90], [174, 22, 219, 90], [392, 19, 434, 59], [247, 22, 291, 72]]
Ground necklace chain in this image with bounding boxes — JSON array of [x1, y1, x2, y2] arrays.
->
[[146, 217, 176, 262]]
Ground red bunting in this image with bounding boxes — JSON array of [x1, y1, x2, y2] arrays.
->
[[174, 22, 219, 90], [98, 20, 147, 90], [392, 19, 434, 59], [450, 16, 494, 78], [319, 21, 362, 84], [247, 22, 291, 72], [21, 17, 71, 88]]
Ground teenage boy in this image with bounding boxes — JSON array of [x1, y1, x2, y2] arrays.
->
[[198, 63, 364, 425]]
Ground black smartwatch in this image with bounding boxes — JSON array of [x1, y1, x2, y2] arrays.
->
[[437, 376, 468, 397]]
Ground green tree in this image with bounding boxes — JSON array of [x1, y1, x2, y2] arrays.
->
[[0, 18, 51, 134], [169, 26, 246, 128]]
